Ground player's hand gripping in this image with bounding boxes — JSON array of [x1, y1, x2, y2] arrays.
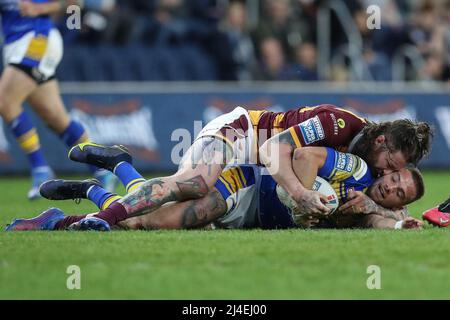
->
[[339, 190, 378, 215], [294, 189, 330, 216]]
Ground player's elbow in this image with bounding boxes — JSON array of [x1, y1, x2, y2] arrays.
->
[[293, 147, 327, 165], [292, 147, 314, 163]]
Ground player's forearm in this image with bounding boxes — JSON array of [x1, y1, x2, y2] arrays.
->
[[259, 141, 306, 198], [360, 214, 421, 230], [291, 148, 320, 189], [291, 147, 327, 189], [259, 128, 311, 199], [360, 215, 398, 229], [349, 191, 407, 220], [367, 203, 407, 221]]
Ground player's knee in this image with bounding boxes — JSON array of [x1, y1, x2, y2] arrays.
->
[[0, 97, 20, 120], [0, 95, 12, 115]]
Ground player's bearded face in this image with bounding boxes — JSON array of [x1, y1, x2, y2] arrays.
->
[[368, 136, 408, 177], [367, 169, 417, 208]]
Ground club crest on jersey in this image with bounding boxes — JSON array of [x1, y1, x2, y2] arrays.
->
[[299, 116, 325, 145], [336, 152, 354, 173]]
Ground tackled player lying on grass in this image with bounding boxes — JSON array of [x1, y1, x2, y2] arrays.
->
[[29, 105, 432, 228], [6, 145, 424, 231]]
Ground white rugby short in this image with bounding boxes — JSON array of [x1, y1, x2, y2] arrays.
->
[[3, 28, 63, 82], [195, 106, 257, 166]]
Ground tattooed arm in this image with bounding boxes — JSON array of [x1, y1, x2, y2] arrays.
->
[[338, 190, 408, 220], [259, 130, 329, 215], [118, 188, 228, 230], [118, 136, 232, 218], [180, 189, 228, 229], [119, 175, 210, 218], [356, 214, 423, 229]]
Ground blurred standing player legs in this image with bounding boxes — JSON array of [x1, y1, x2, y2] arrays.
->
[[0, 0, 116, 199]]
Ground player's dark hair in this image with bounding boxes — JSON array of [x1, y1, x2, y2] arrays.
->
[[406, 165, 425, 204], [357, 119, 433, 165]]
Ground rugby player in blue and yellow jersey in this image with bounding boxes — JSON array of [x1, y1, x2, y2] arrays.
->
[[6, 145, 424, 231], [118, 147, 424, 231]]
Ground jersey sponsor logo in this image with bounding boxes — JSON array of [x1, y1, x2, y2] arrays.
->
[[335, 152, 355, 173], [337, 118, 346, 129], [330, 113, 339, 135], [299, 116, 325, 145]]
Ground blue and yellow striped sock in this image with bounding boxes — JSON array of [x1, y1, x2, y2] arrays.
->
[[9, 111, 48, 169], [114, 161, 146, 193], [86, 185, 122, 210], [60, 120, 96, 173], [60, 120, 86, 147]]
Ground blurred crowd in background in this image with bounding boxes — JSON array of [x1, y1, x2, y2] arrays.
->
[[50, 0, 450, 83]]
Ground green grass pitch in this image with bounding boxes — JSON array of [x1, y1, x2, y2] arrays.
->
[[0, 171, 449, 300]]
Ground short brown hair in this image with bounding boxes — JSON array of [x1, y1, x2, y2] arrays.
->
[[359, 119, 433, 165]]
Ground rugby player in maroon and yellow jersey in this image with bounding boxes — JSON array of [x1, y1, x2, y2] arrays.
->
[[59, 104, 432, 229]]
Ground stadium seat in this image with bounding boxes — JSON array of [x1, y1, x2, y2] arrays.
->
[[56, 46, 84, 81], [154, 47, 188, 81], [72, 46, 109, 81], [178, 45, 218, 81], [131, 47, 164, 81], [57, 44, 219, 81]]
